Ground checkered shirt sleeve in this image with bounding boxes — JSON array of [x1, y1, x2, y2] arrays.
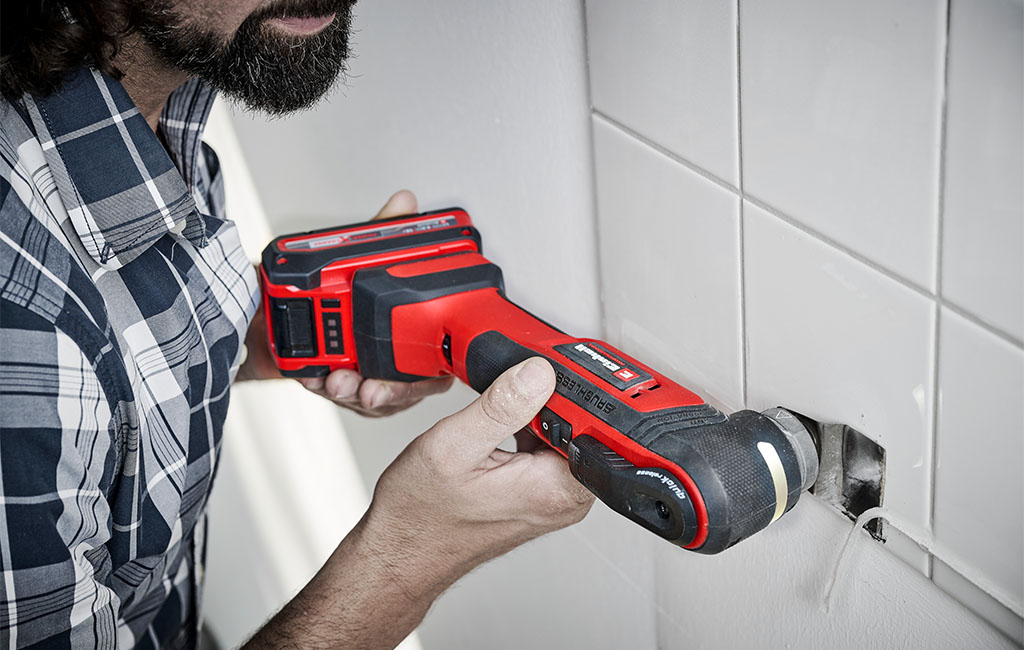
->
[[0, 301, 121, 647]]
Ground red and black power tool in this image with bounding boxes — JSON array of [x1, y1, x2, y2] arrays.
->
[[260, 208, 819, 554]]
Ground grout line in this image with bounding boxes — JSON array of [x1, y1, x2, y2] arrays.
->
[[592, 111, 741, 194], [743, 194, 1024, 348], [738, 207, 749, 407], [591, 111, 1024, 352], [928, 0, 954, 580], [736, 193, 934, 294], [579, 0, 607, 339], [735, 0, 748, 409], [734, 0, 745, 193], [939, 299, 1023, 348], [928, 301, 942, 583]]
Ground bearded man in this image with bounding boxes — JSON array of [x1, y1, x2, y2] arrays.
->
[[0, 2, 593, 648]]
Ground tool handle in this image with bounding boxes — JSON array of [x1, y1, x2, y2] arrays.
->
[[461, 330, 810, 553], [350, 252, 812, 553]]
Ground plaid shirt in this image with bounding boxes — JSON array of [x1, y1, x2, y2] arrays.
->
[[0, 68, 259, 648]]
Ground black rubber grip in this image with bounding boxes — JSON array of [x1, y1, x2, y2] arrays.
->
[[464, 330, 535, 393]]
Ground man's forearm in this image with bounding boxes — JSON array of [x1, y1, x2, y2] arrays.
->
[[240, 358, 594, 649], [242, 510, 464, 650]]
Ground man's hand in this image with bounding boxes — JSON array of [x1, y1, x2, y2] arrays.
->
[[245, 357, 595, 650], [369, 356, 596, 568], [237, 189, 454, 416]]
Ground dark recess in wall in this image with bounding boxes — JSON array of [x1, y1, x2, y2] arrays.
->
[[793, 414, 886, 540]]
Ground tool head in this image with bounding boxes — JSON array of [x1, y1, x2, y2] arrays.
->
[[761, 407, 820, 493]]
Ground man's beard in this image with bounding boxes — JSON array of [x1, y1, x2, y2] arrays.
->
[[134, 0, 356, 114]]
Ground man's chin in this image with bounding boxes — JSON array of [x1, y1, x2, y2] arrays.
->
[[220, 80, 338, 115], [133, 0, 353, 116]]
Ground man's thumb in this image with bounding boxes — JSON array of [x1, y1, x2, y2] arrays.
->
[[427, 358, 555, 469]]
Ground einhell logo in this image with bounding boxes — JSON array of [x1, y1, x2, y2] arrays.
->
[[554, 341, 651, 391], [574, 343, 621, 373], [614, 368, 638, 381]]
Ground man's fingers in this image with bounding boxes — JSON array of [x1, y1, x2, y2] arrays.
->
[[359, 375, 455, 409], [323, 369, 363, 400], [530, 449, 597, 509], [298, 376, 326, 392], [426, 358, 554, 470], [514, 429, 544, 453], [372, 189, 418, 221]]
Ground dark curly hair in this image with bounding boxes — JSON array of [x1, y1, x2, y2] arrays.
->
[[0, 1, 138, 100]]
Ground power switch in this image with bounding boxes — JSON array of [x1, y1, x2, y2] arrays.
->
[[539, 407, 572, 452]]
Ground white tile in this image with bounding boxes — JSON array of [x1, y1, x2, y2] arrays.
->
[[933, 559, 1024, 646], [933, 308, 1024, 614], [593, 117, 743, 411], [586, 0, 738, 184], [744, 201, 935, 572], [941, 0, 1024, 341], [740, 0, 945, 289]]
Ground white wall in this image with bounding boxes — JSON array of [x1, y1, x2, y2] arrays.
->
[[204, 0, 1023, 648], [587, 0, 1022, 645]]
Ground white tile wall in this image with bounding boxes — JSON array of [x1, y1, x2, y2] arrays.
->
[[740, 0, 946, 289], [941, 0, 1024, 341], [592, 117, 743, 411], [588, 0, 1023, 639], [743, 202, 935, 573], [586, 0, 739, 185], [933, 308, 1024, 631]]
